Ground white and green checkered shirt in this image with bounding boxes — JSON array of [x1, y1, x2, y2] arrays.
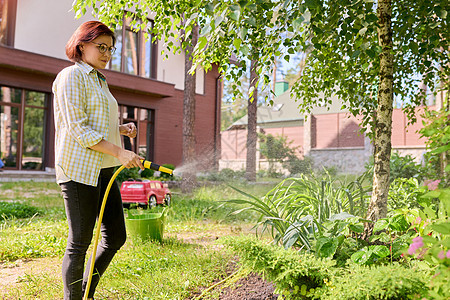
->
[[53, 61, 110, 186]]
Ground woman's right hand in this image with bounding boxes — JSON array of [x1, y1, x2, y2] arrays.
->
[[118, 149, 145, 170]]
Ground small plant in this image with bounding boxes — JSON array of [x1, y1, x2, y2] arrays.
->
[[115, 166, 140, 183], [140, 167, 155, 178], [283, 156, 314, 176], [258, 133, 300, 176]]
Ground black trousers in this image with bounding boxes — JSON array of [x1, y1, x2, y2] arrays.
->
[[60, 167, 126, 300]]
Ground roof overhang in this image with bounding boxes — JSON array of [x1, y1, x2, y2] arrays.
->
[[0, 45, 175, 98]]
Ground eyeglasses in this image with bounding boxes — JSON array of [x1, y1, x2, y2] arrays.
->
[[90, 42, 117, 54]]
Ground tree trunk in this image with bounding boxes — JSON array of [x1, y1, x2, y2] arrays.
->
[[181, 25, 198, 193], [364, 0, 394, 238], [246, 59, 258, 181]]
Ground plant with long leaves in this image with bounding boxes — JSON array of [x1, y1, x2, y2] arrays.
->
[[227, 170, 372, 251]]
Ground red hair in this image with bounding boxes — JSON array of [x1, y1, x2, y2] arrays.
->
[[65, 21, 116, 62]]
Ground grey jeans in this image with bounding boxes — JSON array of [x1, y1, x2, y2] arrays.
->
[[60, 167, 126, 299]]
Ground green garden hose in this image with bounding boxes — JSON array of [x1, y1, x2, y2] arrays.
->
[[83, 161, 173, 300]]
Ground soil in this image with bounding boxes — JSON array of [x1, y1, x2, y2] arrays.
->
[[218, 273, 278, 300]]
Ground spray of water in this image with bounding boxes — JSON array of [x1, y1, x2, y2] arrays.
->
[[172, 144, 218, 179]]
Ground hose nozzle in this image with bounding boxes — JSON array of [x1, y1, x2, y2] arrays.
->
[[142, 160, 173, 175]]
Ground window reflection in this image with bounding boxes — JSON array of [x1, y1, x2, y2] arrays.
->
[[108, 13, 155, 79], [124, 30, 138, 75], [111, 28, 122, 72], [0, 0, 9, 45], [0, 87, 48, 170]]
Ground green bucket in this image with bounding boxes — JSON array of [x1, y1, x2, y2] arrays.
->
[[125, 209, 165, 242]]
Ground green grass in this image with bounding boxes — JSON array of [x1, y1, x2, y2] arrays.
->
[[0, 180, 277, 299]]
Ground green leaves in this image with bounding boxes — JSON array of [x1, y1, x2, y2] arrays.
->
[[432, 222, 450, 235], [351, 245, 390, 265], [229, 4, 241, 21], [233, 38, 242, 52]]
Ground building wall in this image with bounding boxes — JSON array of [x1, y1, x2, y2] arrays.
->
[[309, 147, 367, 174], [220, 107, 431, 174], [14, 0, 205, 94], [221, 128, 247, 160], [312, 113, 364, 149], [391, 106, 430, 147], [262, 126, 304, 155]]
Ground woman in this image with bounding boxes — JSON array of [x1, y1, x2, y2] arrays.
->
[[53, 21, 144, 299]]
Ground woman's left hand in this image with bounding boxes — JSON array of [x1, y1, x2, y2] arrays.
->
[[119, 123, 137, 138]]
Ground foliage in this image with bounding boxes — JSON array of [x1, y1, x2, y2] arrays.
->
[[366, 152, 426, 183], [140, 167, 155, 178], [226, 171, 372, 250], [388, 178, 428, 211], [289, 0, 448, 132], [284, 156, 314, 176], [222, 235, 335, 299], [404, 188, 450, 299], [114, 166, 140, 184], [390, 152, 425, 183], [419, 107, 450, 186], [312, 213, 366, 263], [200, 168, 245, 182], [0, 202, 41, 220], [316, 263, 428, 300], [258, 133, 300, 173]]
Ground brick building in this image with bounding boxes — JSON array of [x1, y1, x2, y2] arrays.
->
[[0, 0, 221, 173], [220, 84, 439, 174]]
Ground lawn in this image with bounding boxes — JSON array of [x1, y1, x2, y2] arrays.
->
[[0, 180, 276, 299]]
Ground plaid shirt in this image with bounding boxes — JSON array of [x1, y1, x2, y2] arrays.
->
[[53, 61, 110, 186]]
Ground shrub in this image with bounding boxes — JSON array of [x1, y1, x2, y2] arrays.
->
[[283, 156, 313, 176], [317, 263, 428, 299], [259, 133, 300, 175], [140, 167, 155, 178], [365, 152, 425, 183], [0, 201, 41, 220], [115, 166, 140, 183], [222, 235, 335, 299], [388, 178, 427, 211], [419, 107, 450, 186]]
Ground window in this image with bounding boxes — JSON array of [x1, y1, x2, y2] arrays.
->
[[0, 0, 16, 46], [119, 105, 155, 161], [109, 14, 157, 79], [0, 86, 49, 170]]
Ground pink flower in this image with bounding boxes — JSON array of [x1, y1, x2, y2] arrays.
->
[[447, 250, 450, 259], [415, 217, 422, 224], [424, 179, 441, 191], [438, 250, 445, 259], [412, 236, 424, 245], [408, 236, 424, 255]]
